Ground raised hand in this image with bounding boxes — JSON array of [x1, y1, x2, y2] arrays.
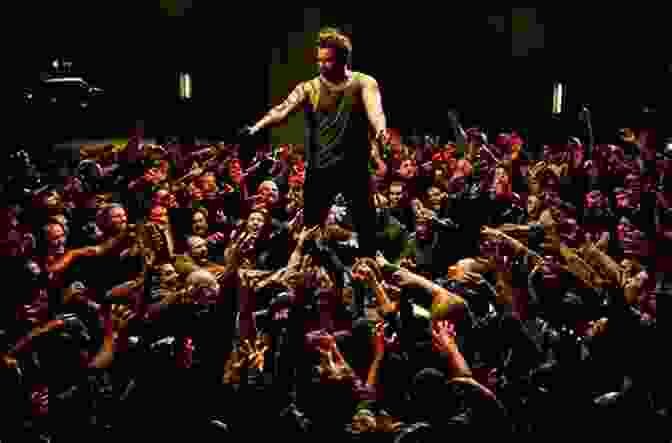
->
[[238, 125, 256, 137], [374, 251, 390, 269], [298, 225, 320, 244], [207, 231, 227, 242], [432, 320, 457, 354]]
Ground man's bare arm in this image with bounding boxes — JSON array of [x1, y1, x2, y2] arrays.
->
[[361, 76, 387, 137], [252, 84, 307, 133]]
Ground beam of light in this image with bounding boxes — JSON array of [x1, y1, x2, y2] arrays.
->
[[179, 72, 192, 99], [552, 82, 564, 115]]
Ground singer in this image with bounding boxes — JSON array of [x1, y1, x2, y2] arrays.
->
[[243, 27, 391, 257]]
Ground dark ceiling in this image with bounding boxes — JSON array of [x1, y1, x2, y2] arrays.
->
[[13, 6, 668, 140]]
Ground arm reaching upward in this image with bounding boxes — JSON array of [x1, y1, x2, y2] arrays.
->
[[579, 106, 594, 161], [448, 110, 468, 155], [251, 83, 307, 133]]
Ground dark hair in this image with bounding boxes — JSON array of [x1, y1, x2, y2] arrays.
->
[[317, 27, 352, 67]]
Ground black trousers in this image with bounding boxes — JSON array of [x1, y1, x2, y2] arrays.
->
[[303, 164, 376, 256]]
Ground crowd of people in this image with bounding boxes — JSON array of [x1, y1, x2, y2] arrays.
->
[[0, 106, 668, 441]]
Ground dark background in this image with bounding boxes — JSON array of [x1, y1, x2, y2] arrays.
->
[[13, 5, 669, 147]]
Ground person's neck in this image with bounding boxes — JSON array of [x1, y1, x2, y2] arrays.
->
[[322, 68, 350, 85]]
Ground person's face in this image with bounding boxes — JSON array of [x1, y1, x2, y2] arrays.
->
[[399, 160, 416, 179], [479, 239, 499, 258], [109, 207, 128, 232], [1, 208, 18, 229], [542, 145, 552, 160], [527, 195, 540, 217], [560, 218, 579, 246], [159, 263, 178, 289], [257, 184, 275, 206], [511, 143, 521, 160], [287, 185, 304, 210], [317, 47, 342, 79], [188, 273, 220, 294], [293, 159, 305, 175], [544, 145, 567, 164], [198, 175, 217, 193], [571, 142, 583, 166], [584, 191, 603, 209], [45, 191, 63, 210], [63, 281, 86, 305], [399, 255, 416, 271], [192, 212, 208, 236], [144, 165, 166, 185], [189, 239, 208, 264], [642, 294, 656, 316], [427, 187, 442, 209], [415, 216, 432, 241], [389, 184, 403, 207], [620, 258, 635, 277], [391, 144, 401, 159], [447, 262, 466, 281], [433, 164, 446, 184], [608, 145, 624, 166], [494, 167, 509, 195], [620, 127, 636, 143], [585, 318, 608, 337], [154, 189, 177, 208], [247, 211, 265, 235], [624, 174, 642, 196], [230, 160, 242, 184], [187, 179, 202, 200], [615, 190, 630, 209], [541, 255, 562, 286], [47, 223, 66, 255], [617, 221, 642, 255], [149, 205, 168, 224]]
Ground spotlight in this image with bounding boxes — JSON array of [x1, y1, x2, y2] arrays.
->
[[179, 72, 192, 100], [552, 82, 565, 115]]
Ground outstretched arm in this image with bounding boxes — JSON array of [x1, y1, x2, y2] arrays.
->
[[251, 83, 307, 133]]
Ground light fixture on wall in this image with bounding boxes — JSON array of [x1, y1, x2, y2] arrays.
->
[[552, 82, 564, 115], [179, 72, 192, 100]]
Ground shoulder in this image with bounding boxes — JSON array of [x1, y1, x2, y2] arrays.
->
[[355, 72, 377, 87], [302, 77, 321, 91]]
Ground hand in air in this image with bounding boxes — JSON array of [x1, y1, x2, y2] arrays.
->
[[432, 320, 457, 354], [375, 251, 390, 269], [238, 125, 257, 137], [298, 225, 320, 243], [207, 232, 227, 242]]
